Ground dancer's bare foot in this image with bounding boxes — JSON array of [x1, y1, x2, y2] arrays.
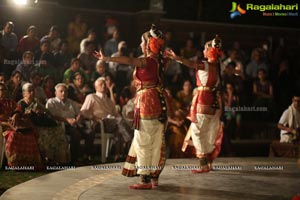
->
[[129, 183, 152, 189], [151, 178, 159, 188]]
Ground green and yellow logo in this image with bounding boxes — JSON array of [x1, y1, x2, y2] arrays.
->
[[230, 2, 246, 19], [230, 2, 298, 18]]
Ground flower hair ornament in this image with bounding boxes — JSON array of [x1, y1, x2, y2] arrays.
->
[[147, 24, 164, 54], [149, 24, 163, 39], [212, 34, 222, 49], [207, 35, 223, 61]]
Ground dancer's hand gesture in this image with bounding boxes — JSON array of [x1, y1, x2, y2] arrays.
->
[[164, 48, 177, 60], [93, 50, 105, 60]]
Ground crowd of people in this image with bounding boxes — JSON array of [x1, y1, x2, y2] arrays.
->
[[0, 15, 299, 172]]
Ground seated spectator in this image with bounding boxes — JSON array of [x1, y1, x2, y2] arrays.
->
[[253, 69, 274, 120], [223, 83, 241, 139], [0, 21, 18, 77], [54, 40, 72, 80], [0, 73, 6, 84], [0, 35, 7, 73], [90, 60, 112, 83], [43, 75, 55, 99], [77, 41, 97, 77], [80, 77, 133, 161], [121, 87, 135, 126], [0, 21, 18, 54], [104, 29, 120, 56], [46, 83, 94, 164], [17, 25, 39, 56], [180, 38, 197, 80], [63, 58, 88, 85], [67, 14, 87, 55], [0, 83, 16, 133], [40, 25, 62, 54], [105, 74, 117, 106], [20, 83, 69, 165], [165, 87, 188, 158], [29, 71, 47, 104], [68, 72, 91, 104], [6, 70, 24, 102], [176, 80, 193, 112], [164, 57, 182, 96], [246, 48, 268, 79], [222, 61, 244, 96], [274, 60, 293, 114], [80, 29, 96, 54], [278, 94, 300, 143], [222, 49, 244, 78], [15, 51, 35, 82], [5, 83, 42, 167], [110, 41, 132, 91], [253, 68, 273, 100]]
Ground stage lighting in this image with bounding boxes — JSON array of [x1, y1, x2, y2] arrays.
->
[[13, 0, 28, 5]]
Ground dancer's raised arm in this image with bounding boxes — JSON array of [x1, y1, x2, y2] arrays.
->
[[94, 50, 146, 68], [164, 48, 203, 70]]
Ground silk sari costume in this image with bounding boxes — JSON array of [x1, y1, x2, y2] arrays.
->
[[122, 27, 169, 183], [122, 55, 169, 178], [182, 36, 224, 170]]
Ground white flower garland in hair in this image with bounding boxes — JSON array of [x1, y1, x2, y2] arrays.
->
[[212, 35, 222, 49]]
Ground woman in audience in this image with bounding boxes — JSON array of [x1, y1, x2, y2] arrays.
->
[[7, 83, 69, 166], [176, 79, 193, 112], [43, 75, 55, 99], [105, 74, 117, 106], [223, 82, 241, 139], [15, 51, 36, 82], [4, 83, 42, 167], [253, 68, 275, 120], [68, 72, 91, 104], [17, 25, 39, 56], [6, 70, 24, 102]]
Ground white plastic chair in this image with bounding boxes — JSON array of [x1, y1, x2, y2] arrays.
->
[[97, 120, 114, 163]]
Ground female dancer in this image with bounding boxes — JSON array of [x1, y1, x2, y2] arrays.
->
[[94, 24, 168, 189], [165, 35, 224, 173]]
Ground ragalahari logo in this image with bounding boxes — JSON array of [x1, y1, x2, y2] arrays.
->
[[230, 2, 246, 19]]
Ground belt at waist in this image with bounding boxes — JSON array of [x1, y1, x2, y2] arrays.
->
[[197, 86, 213, 91], [137, 86, 163, 94]]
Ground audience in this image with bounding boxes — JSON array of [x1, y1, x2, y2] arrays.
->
[[46, 83, 94, 164], [80, 77, 133, 161], [17, 25, 39, 56], [15, 51, 35, 82], [0, 19, 299, 165]]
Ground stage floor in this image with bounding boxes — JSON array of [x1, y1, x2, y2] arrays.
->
[[0, 157, 299, 200]]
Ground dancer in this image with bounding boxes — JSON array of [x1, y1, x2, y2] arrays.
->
[[94, 24, 168, 189], [165, 35, 224, 173]]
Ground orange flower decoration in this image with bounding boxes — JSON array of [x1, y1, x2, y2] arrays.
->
[[148, 37, 164, 55], [207, 47, 223, 61]]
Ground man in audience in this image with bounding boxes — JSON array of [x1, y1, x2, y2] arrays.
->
[[104, 29, 120, 56], [46, 83, 95, 164], [80, 29, 96, 54], [80, 77, 132, 161], [0, 21, 18, 53], [278, 93, 300, 143], [63, 58, 88, 85]]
